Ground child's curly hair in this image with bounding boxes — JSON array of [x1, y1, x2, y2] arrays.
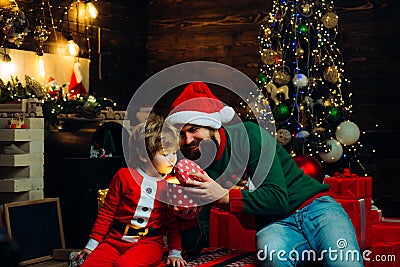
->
[[128, 113, 180, 168]]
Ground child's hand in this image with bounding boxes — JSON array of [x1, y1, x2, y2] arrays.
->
[[167, 256, 187, 267], [70, 248, 91, 265]]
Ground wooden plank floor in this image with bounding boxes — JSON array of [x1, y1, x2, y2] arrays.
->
[[25, 260, 68, 267]]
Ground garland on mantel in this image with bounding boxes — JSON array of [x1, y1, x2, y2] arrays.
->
[[0, 75, 115, 126]]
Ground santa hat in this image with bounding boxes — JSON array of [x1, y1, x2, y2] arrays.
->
[[48, 76, 56, 84], [166, 82, 235, 129]]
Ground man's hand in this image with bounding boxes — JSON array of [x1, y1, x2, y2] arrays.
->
[[185, 172, 230, 207]]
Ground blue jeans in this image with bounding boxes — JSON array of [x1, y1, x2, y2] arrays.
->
[[256, 196, 363, 267]]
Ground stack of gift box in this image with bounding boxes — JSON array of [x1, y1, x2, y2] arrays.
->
[[209, 207, 256, 251], [210, 168, 400, 264], [324, 168, 400, 266]]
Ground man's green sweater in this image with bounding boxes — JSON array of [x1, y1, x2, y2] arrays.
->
[[182, 121, 329, 251], [206, 121, 329, 229]]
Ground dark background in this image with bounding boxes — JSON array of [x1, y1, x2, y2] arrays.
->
[[3, 0, 400, 247]]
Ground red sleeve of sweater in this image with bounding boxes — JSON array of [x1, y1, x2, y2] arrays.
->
[[229, 189, 244, 213], [89, 170, 122, 242], [165, 207, 182, 251]]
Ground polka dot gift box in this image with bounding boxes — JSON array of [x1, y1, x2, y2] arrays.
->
[[166, 159, 204, 208], [166, 183, 197, 208], [174, 159, 204, 184]]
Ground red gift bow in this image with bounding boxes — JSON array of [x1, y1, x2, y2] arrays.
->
[[333, 168, 358, 178]]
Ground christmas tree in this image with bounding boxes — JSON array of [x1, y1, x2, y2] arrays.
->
[[249, 0, 372, 177], [102, 128, 116, 156]]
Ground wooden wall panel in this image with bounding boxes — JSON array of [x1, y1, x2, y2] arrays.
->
[[147, 0, 268, 78], [335, 1, 400, 216]]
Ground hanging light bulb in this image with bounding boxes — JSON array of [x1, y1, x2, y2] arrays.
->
[[37, 48, 45, 78], [67, 40, 80, 56], [65, 33, 80, 57], [86, 0, 98, 19], [0, 53, 17, 79]]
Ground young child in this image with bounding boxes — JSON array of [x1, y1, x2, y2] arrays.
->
[[73, 114, 186, 267]]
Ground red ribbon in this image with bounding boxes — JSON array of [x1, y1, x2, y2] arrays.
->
[[333, 168, 358, 178]]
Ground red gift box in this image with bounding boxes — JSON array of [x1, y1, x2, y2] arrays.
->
[[382, 217, 400, 223], [166, 159, 205, 208], [371, 219, 400, 244], [370, 209, 383, 224], [174, 159, 204, 184], [166, 182, 197, 208], [209, 208, 256, 251], [363, 242, 400, 267], [324, 168, 372, 200], [336, 197, 372, 249]]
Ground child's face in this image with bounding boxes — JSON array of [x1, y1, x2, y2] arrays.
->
[[151, 148, 178, 175]]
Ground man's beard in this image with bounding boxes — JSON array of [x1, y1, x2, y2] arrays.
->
[[181, 134, 219, 167]]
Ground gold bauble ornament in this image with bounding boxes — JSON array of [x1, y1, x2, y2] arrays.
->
[[264, 28, 272, 36], [34, 25, 50, 43], [97, 188, 109, 209], [295, 47, 305, 56], [273, 67, 291, 85], [276, 129, 292, 146], [299, 2, 313, 17], [323, 67, 339, 83], [322, 11, 339, 29], [261, 49, 277, 65]]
